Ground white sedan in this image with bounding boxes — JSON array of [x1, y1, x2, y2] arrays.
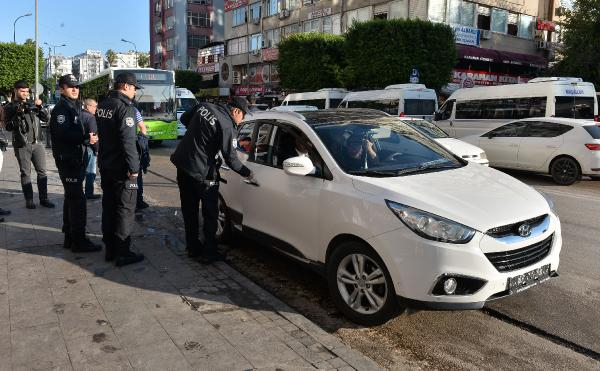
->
[[461, 117, 600, 185], [399, 118, 489, 165], [218, 109, 561, 325]]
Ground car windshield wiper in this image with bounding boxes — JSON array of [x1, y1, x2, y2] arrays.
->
[[346, 169, 398, 177], [396, 163, 459, 176]]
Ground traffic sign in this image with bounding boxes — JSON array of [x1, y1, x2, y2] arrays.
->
[[409, 68, 419, 83]]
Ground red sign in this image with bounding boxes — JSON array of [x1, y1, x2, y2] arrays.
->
[[225, 0, 247, 12], [234, 85, 265, 96], [262, 48, 279, 62], [537, 19, 556, 32], [197, 63, 219, 74], [452, 69, 529, 87]]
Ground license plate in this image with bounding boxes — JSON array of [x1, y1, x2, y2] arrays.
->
[[508, 264, 551, 294]]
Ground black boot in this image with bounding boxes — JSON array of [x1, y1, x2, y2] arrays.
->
[[23, 183, 35, 209], [115, 237, 144, 266], [37, 177, 55, 208], [103, 236, 116, 262], [25, 199, 36, 209], [63, 234, 71, 249], [71, 237, 102, 253]]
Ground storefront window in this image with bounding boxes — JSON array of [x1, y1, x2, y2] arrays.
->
[[477, 6, 491, 30], [518, 15, 534, 39], [491, 8, 508, 33]]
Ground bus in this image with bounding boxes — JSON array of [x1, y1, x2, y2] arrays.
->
[[434, 77, 599, 138], [80, 68, 177, 143], [281, 88, 348, 109]]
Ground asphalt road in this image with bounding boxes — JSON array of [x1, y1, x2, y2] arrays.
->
[[142, 140, 600, 369]]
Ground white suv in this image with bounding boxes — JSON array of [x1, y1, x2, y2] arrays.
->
[[218, 109, 562, 325]]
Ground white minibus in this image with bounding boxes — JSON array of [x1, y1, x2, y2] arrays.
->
[[281, 88, 348, 109], [339, 84, 438, 120], [434, 77, 599, 138]]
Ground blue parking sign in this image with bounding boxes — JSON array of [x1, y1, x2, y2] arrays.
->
[[410, 68, 419, 83]]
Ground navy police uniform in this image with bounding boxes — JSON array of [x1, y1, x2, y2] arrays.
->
[[49, 74, 100, 252], [96, 72, 143, 266], [171, 98, 251, 262]]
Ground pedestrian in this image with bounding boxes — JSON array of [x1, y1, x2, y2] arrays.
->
[[171, 96, 255, 264], [81, 98, 101, 199], [3, 80, 55, 209], [49, 74, 101, 252], [0, 105, 10, 222], [96, 72, 144, 266], [133, 108, 150, 211]]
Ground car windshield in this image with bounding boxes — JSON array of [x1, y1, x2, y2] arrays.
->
[[401, 119, 449, 138], [176, 98, 197, 113], [312, 116, 463, 176]]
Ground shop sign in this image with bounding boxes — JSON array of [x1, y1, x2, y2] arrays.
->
[[536, 19, 556, 32], [262, 48, 279, 62], [197, 63, 219, 74], [452, 25, 480, 47], [225, 0, 248, 12], [452, 69, 529, 87], [308, 8, 332, 19], [235, 85, 266, 95], [564, 88, 585, 95]]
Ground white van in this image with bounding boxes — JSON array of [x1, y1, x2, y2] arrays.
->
[[281, 88, 348, 109], [339, 84, 438, 120], [176, 88, 198, 137], [434, 77, 599, 138]]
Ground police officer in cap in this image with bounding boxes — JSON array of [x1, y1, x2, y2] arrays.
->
[[96, 72, 144, 266], [49, 74, 101, 252], [171, 96, 254, 264]]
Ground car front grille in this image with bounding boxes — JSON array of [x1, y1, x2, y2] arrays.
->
[[486, 214, 547, 238], [485, 234, 554, 272]]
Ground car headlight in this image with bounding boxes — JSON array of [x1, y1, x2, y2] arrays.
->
[[385, 200, 476, 244], [540, 192, 557, 214]]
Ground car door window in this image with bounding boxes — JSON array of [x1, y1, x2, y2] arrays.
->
[[485, 121, 527, 137], [253, 122, 275, 165], [236, 122, 255, 153], [437, 99, 454, 120], [270, 123, 326, 178], [523, 121, 573, 137]]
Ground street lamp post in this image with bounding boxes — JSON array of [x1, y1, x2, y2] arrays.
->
[[13, 13, 32, 43], [44, 42, 66, 102], [121, 38, 138, 67]]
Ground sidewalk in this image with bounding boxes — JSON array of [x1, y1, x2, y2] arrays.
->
[[0, 147, 382, 371]]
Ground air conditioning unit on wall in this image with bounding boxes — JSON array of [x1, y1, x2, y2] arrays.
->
[[480, 29, 491, 40], [278, 9, 290, 19], [253, 17, 261, 25], [232, 71, 241, 84]]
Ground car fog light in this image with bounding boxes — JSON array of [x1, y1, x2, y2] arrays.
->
[[443, 278, 457, 295]]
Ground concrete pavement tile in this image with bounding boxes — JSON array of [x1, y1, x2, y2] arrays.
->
[[12, 363, 73, 371], [108, 308, 171, 351], [50, 277, 97, 305], [126, 338, 192, 371], [44, 256, 89, 281], [9, 288, 59, 330], [56, 302, 110, 340], [180, 292, 236, 314], [330, 345, 382, 371], [65, 331, 132, 371], [191, 348, 253, 371], [0, 326, 10, 371], [202, 309, 254, 327], [90, 281, 144, 311], [136, 287, 189, 315], [10, 323, 70, 369]]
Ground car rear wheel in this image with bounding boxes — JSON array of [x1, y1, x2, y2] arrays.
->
[[327, 241, 398, 326], [550, 156, 581, 186]]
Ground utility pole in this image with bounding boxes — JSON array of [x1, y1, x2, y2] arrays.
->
[[34, 0, 39, 99]]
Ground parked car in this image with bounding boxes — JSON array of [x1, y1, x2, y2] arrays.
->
[[461, 117, 600, 185], [218, 109, 562, 325], [399, 118, 488, 165], [269, 105, 319, 112]]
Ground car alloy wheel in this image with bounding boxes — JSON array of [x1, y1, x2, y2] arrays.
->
[[551, 157, 581, 185], [215, 195, 230, 243], [327, 241, 398, 325]]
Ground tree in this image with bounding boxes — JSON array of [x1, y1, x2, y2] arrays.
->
[[277, 33, 346, 91], [174, 70, 204, 93], [0, 42, 45, 97], [106, 49, 117, 67], [343, 19, 456, 91], [553, 0, 600, 90], [137, 53, 150, 68]]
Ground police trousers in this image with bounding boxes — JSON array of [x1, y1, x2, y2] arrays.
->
[[176, 169, 219, 253], [14, 142, 48, 200], [56, 159, 86, 242], [100, 170, 137, 248]]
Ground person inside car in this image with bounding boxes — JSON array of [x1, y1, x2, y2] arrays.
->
[[340, 134, 378, 171]]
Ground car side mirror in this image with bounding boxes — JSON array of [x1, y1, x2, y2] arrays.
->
[[283, 156, 314, 176]]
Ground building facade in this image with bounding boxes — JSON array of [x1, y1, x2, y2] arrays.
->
[[72, 50, 104, 83], [111, 51, 139, 68], [43, 55, 73, 80], [220, 0, 561, 96], [149, 0, 226, 71]]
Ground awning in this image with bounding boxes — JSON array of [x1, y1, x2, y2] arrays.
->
[[456, 45, 547, 69]]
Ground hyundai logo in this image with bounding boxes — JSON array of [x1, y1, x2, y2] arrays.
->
[[518, 223, 532, 237]]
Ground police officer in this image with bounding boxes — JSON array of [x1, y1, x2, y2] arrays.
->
[[3, 80, 55, 209], [171, 96, 254, 264], [49, 74, 101, 252], [96, 72, 144, 266]]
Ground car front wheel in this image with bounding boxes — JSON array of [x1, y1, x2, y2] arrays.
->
[[215, 195, 231, 244], [550, 156, 581, 185], [327, 241, 399, 326]]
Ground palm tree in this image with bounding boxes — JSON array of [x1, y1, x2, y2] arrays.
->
[[106, 49, 117, 67]]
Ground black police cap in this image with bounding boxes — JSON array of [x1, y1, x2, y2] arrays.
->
[[13, 80, 30, 89], [58, 74, 80, 87], [114, 72, 144, 89], [229, 96, 249, 114]]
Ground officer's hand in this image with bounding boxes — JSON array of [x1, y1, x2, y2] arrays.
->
[[128, 172, 138, 181], [89, 133, 98, 145], [34, 99, 42, 106]]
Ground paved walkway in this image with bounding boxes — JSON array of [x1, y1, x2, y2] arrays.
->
[[0, 147, 382, 371]]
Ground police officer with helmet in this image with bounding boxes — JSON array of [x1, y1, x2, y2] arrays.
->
[[171, 96, 254, 264], [96, 72, 144, 266], [49, 74, 101, 252]]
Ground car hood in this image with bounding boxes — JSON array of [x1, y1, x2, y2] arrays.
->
[[435, 137, 483, 157], [352, 163, 549, 232]]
